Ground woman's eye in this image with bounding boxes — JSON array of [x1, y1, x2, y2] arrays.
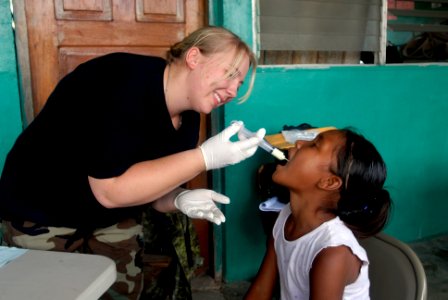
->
[[226, 68, 240, 80], [227, 71, 237, 79]]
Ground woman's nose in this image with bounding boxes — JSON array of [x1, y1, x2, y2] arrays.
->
[[226, 79, 239, 98]]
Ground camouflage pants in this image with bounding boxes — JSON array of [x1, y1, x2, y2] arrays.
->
[[1, 218, 144, 300]]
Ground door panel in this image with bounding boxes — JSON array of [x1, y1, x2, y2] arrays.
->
[[58, 46, 169, 79], [54, 0, 113, 21], [23, 0, 204, 114]]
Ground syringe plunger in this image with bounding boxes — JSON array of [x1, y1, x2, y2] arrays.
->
[[238, 125, 288, 161]]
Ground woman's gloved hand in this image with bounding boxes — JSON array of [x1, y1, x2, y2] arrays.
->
[[174, 189, 230, 225], [199, 121, 266, 170]]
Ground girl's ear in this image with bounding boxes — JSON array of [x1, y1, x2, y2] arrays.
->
[[318, 175, 342, 191], [185, 46, 201, 69]]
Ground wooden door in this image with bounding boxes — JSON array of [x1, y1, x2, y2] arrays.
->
[[12, 0, 211, 276], [15, 0, 204, 115]]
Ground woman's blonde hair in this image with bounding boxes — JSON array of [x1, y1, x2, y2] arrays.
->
[[167, 26, 257, 103]]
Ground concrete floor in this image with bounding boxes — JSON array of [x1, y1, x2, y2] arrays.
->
[[192, 276, 250, 300], [409, 234, 448, 300], [192, 234, 448, 300]]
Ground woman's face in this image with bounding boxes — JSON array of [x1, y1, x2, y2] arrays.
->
[[187, 48, 250, 114], [272, 130, 345, 191]]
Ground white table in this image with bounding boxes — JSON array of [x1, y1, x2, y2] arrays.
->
[[0, 249, 116, 300]]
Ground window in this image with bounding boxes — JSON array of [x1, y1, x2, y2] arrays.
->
[[256, 0, 448, 65], [387, 0, 448, 63], [257, 0, 386, 65]]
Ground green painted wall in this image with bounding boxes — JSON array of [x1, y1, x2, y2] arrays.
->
[[211, 1, 448, 282], [222, 65, 448, 281], [0, 0, 22, 173]]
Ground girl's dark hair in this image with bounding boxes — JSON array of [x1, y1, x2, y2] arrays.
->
[[334, 128, 392, 239]]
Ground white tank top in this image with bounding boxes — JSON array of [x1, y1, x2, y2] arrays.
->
[[273, 204, 370, 300]]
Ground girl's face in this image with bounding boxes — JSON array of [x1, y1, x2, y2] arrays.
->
[[272, 130, 345, 191], [186, 48, 250, 114]]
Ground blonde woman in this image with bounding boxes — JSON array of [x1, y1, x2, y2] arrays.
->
[[0, 26, 264, 299]]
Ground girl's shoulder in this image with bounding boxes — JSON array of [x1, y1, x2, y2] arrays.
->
[[318, 218, 368, 262]]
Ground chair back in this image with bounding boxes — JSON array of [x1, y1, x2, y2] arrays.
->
[[360, 233, 427, 300]]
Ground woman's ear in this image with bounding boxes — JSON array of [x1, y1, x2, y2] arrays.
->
[[185, 46, 201, 69], [318, 175, 342, 191]]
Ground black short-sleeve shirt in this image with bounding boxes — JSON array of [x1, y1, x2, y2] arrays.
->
[[0, 53, 200, 228]]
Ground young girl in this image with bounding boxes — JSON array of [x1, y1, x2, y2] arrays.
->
[[245, 128, 392, 300]]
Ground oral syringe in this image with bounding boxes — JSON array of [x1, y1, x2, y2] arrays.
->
[[237, 123, 289, 162]]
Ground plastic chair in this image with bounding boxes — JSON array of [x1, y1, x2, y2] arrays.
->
[[359, 233, 427, 300]]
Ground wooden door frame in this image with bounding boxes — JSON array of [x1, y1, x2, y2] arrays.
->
[[11, 0, 34, 127]]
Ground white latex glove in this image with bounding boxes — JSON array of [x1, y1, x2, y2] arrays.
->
[[174, 189, 230, 225], [199, 121, 266, 170]]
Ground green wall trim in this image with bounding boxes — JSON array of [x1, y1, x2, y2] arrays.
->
[[208, 0, 223, 26], [0, 0, 22, 173]]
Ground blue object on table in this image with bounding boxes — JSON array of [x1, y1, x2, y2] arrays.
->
[[0, 246, 28, 268]]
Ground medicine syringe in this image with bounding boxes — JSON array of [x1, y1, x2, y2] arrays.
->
[[238, 124, 289, 161]]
